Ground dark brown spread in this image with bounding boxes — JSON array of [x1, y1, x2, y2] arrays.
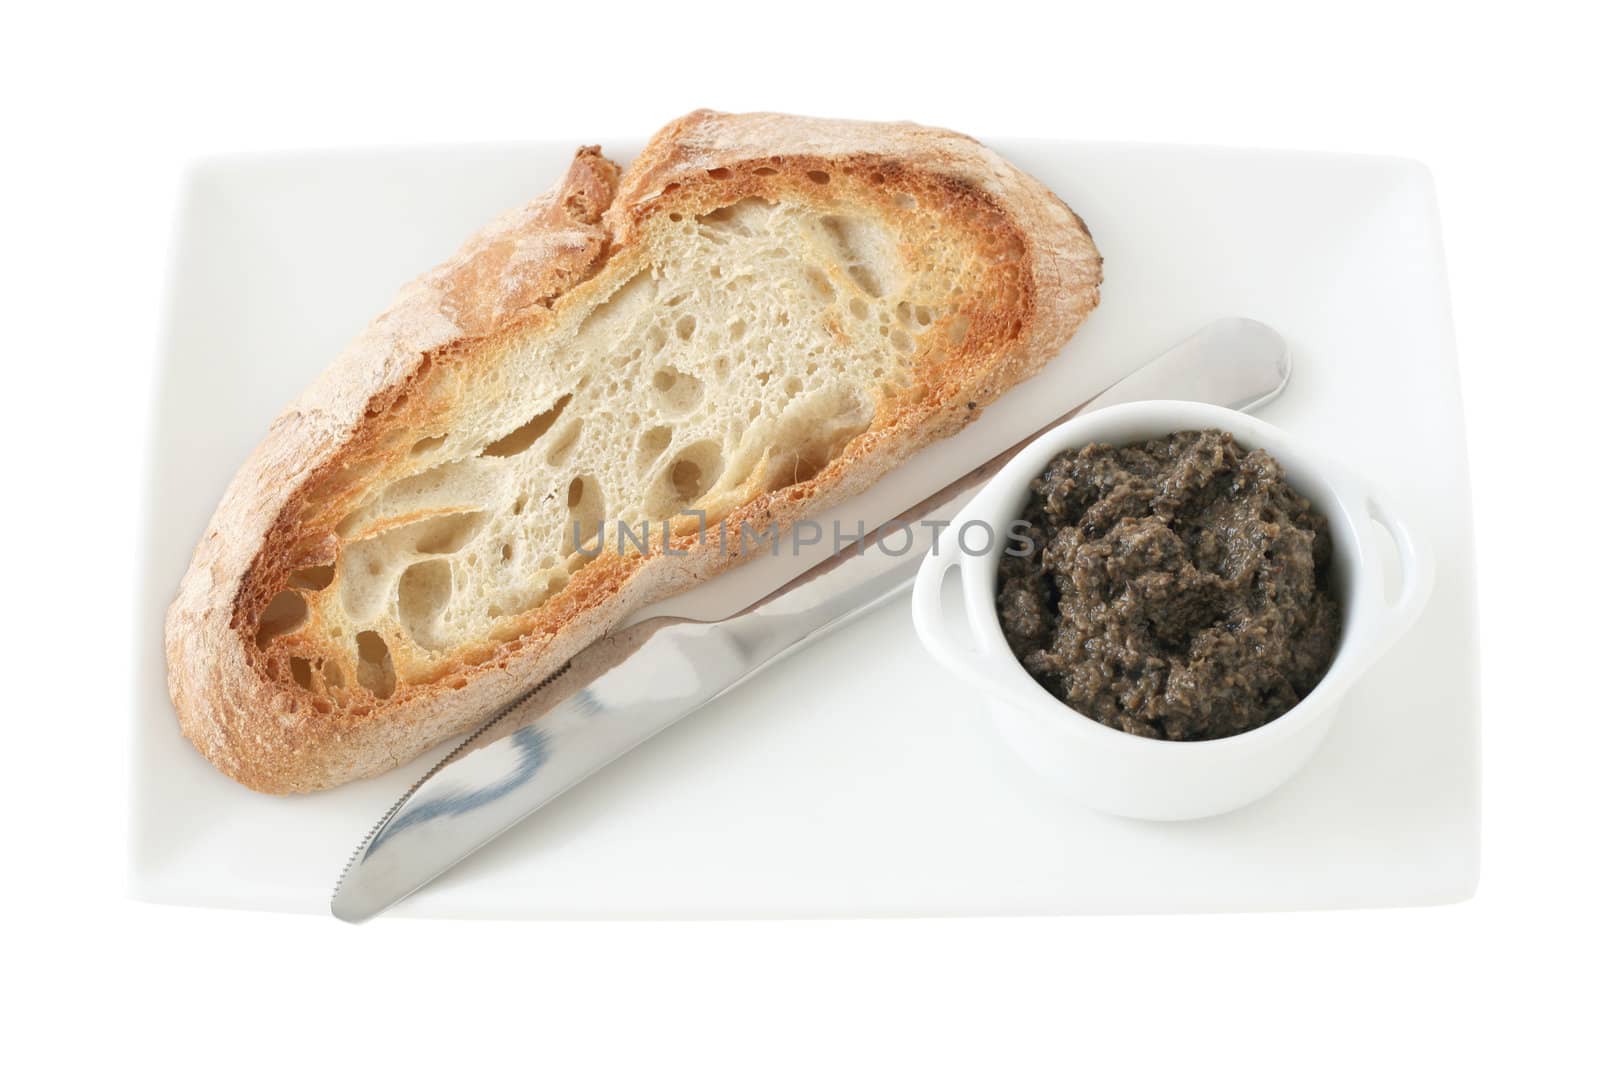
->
[[996, 430, 1341, 741]]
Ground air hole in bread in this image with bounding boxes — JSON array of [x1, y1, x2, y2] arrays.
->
[[411, 434, 448, 455], [322, 661, 344, 689], [335, 508, 369, 539], [368, 462, 479, 519], [580, 272, 660, 341], [398, 559, 454, 650], [334, 511, 481, 625], [355, 631, 396, 698], [779, 450, 827, 489], [818, 215, 899, 299], [804, 267, 835, 301], [411, 511, 488, 554], [289, 656, 314, 690], [699, 199, 772, 237], [765, 384, 872, 492], [890, 329, 912, 353], [847, 265, 884, 298], [753, 166, 778, 176], [763, 438, 834, 492], [672, 459, 704, 501], [770, 415, 859, 491], [638, 425, 674, 469], [818, 216, 853, 249], [707, 167, 732, 180], [658, 370, 704, 414], [256, 590, 308, 648], [663, 441, 725, 509], [675, 314, 697, 340], [288, 565, 336, 591], [565, 477, 605, 552], [807, 170, 830, 185], [481, 394, 572, 458]]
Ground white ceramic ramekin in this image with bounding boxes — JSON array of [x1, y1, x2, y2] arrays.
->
[[912, 400, 1434, 821]]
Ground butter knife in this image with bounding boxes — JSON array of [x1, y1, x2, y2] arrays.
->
[[331, 317, 1290, 921]]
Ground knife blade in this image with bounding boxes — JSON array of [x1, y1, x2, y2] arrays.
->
[[331, 317, 1290, 921]]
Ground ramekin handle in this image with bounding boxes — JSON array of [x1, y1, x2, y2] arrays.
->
[[1365, 484, 1437, 655], [911, 536, 997, 691]]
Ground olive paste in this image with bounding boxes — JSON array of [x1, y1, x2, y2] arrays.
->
[[997, 430, 1341, 741]]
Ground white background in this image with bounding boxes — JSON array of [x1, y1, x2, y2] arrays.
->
[[6, 1, 1595, 1062]]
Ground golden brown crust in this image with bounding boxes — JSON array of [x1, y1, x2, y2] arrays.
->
[[165, 110, 1102, 793]]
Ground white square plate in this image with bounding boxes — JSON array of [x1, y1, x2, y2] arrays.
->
[[133, 139, 1479, 917]]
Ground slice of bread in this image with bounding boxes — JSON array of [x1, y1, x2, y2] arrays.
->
[[165, 110, 1102, 793]]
